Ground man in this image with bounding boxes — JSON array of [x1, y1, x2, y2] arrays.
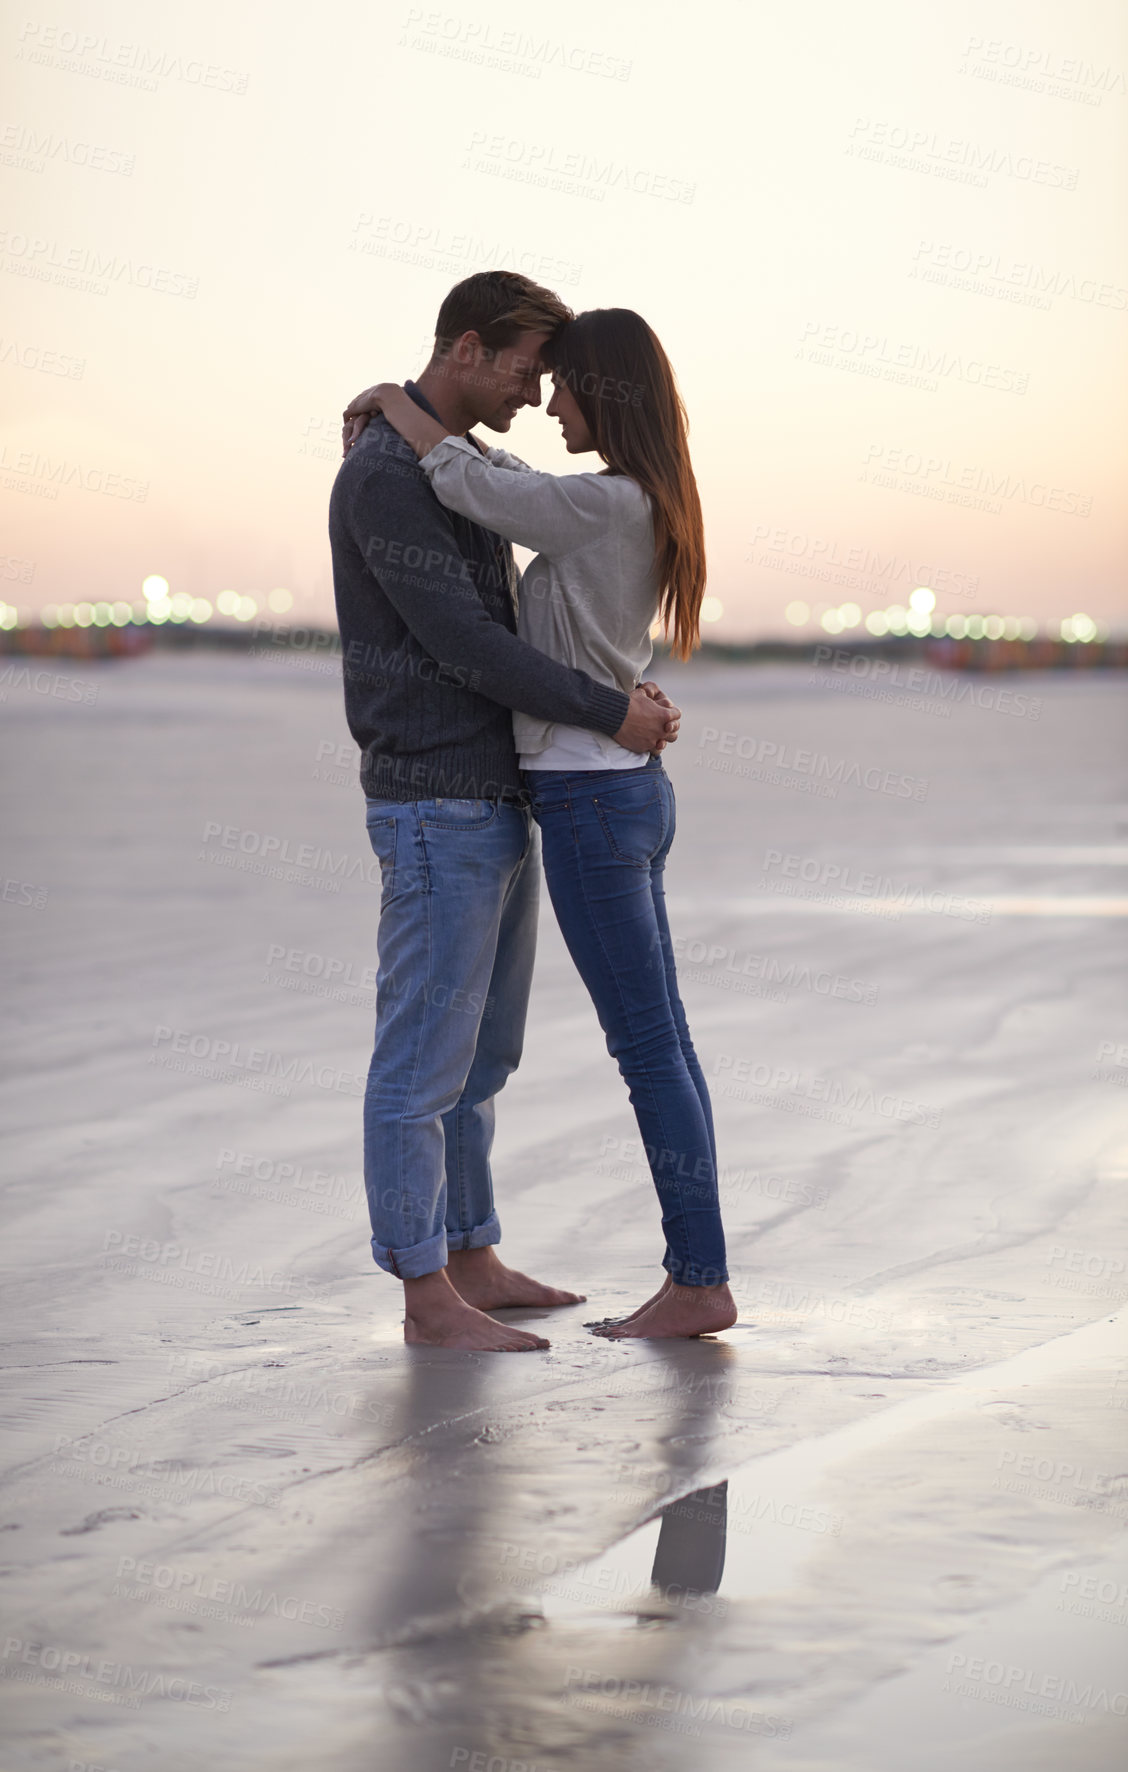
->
[[329, 270, 678, 1352]]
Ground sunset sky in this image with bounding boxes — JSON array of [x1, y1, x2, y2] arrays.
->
[[2, 0, 1125, 637]]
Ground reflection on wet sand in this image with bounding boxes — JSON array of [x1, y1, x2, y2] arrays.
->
[[5, 661, 1124, 1772], [347, 1340, 760, 1771], [647, 1479, 728, 1616]]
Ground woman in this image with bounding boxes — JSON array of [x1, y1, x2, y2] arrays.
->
[[341, 310, 735, 1340]]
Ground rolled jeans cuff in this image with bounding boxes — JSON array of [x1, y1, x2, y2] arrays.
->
[[371, 1229, 447, 1280], [371, 1211, 501, 1279], [664, 1251, 728, 1288], [446, 1209, 501, 1253]]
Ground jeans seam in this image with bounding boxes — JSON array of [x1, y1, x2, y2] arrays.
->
[[392, 807, 435, 1266], [444, 806, 530, 1249], [568, 829, 697, 1278], [453, 1088, 468, 1243]]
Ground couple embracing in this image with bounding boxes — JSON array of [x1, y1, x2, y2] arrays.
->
[[329, 270, 734, 1350]]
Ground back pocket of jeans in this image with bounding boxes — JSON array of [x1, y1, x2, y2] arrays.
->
[[593, 779, 664, 867]]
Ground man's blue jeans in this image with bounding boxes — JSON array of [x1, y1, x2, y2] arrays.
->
[[525, 757, 728, 1288], [361, 796, 538, 1279]]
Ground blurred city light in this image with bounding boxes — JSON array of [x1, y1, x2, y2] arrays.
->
[[772, 594, 1055, 645], [1062, 613, 1098, 643]]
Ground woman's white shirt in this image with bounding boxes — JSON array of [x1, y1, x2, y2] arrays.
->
[[417, 434, 658, 771]]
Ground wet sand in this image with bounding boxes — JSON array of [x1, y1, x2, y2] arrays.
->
[[1, 653, 1126, 1770]]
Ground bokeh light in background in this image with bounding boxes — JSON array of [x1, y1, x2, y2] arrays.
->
[[0, 0, 1124, 640]]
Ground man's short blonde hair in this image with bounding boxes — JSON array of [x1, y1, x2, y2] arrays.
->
[[434, 271, 573, 355]]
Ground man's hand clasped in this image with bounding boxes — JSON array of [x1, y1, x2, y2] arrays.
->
[[619, 681, 680, 755]]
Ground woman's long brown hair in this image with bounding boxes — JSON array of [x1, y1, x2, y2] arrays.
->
[[542, 309, 706, 660]]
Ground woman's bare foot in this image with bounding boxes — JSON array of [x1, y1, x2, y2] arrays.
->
[[403, 1269, 550, 1351], [585, 1273, 671, 1328], [591, 1281, 737, 1340], [446, 1246, 585, 1310]]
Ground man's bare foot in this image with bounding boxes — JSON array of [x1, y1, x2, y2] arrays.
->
[[403, 1269, 550, 1352], [591, 1281, 737, 1340], [585, 1273, 671, 1328], [446, 1246, 585, 1310]]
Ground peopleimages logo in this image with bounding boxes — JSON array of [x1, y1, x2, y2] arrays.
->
[[16, 22, 250, 94], [50, 1432, 277, 1507], [797, 319, 1029, 396], [0, 336, 85, 377], [943, 1651, 1127, 1718], [847, 118, 1080, 190], [0, 120, 135, 174], [910, 239, 1127, 311], [760, 848, 993, 924], [0, 1637, 231, 1710], [561, 1667, 790, 1738], [0, 444, 147, 501], [697, 725, 929, 800], [112, 1556, 344, 1629], [713, 1055, 942, 1129], [750, 525, 980, 599], [198, 821, 381, 895], [860, 442, 1092, 517], [464, 131, 695, 203], [0, 663, 97, 704], [0, 230, 198, 297], [149, 1024, 366, 1097], [399, 9, 632, 81], [958, 34, 1126, 106], [349, 213, 583, 287], [812, 649, 1043, 720], [666, 935, 878, 1006], [103, 1230, 317, 1295]]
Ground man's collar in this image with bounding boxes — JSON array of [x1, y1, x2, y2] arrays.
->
[[405, 378, 486, 453], [403, 378, 439, 421]]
